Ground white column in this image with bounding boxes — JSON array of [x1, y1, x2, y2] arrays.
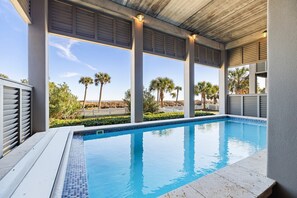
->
[[184, 37, 195, 118], [219, 50, 228, 114], [28, 0, 49, 132], [268, 0, 297, 196], [249, 64, 256, 94], [131, 18, 143, 123]]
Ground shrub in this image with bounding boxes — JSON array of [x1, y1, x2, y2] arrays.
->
[[49, 82, 81, 119], [50, 111, 214, 128], [123, 89, 159, 113]]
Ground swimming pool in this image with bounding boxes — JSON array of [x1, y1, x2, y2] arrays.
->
[[81, 117, 266, 198]]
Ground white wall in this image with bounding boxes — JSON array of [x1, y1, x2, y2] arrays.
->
[[267, 0, 297, 197]]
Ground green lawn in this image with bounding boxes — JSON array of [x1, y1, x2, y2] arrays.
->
[[50, 111, 215, 128]]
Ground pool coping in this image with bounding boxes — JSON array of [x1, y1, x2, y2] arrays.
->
[[160, 150, 276, 198]]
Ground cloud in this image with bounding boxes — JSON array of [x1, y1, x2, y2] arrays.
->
[[85, 64, 97, 71], [49, 40, 79, 62], [49, 39, 97, 71], [60, 72, 80, 78]]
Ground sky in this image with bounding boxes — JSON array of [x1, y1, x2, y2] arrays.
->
[[0, 0, 219, 101]]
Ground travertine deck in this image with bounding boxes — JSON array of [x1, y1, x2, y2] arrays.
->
[[161, 150, 275, 198]]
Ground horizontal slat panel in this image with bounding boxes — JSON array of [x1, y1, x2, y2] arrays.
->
[[3, 87, 18, 95], [243, 42, 258, 64], [3, 113, 18, 122], [4, 122, 18, 132], [228, 47, 242, 66], [243, 96, 257, 117], [3, 128, 18, 139], [4, 109, 18, 116], [143, 28, 153, 52], [256, 62, 266, 72], [3, 132, 18, 145], [229, 96, 241, 115], [4, 118, 18, 128], [144, 26, 186, 60], [259, 39, 267, 60], [3, 141, 18, 155], [4, 104, 18, 110], [76, 7, 95, 39], [49, 0, 73, 34], [198, 45, 207, 64], [49, 0, 131, 49], [260, 95, 267, 118]]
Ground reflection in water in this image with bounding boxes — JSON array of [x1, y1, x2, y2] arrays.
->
[[151, 129, 173, 137], [84, 119, 266, 198]]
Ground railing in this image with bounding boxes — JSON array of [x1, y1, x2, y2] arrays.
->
[[228, 94, 267, 118], [0, 78, 33, 158]]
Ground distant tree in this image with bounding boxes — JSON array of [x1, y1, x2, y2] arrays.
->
[[20, 79, 28, 84], [149, 78, 161, 102], [174, 86, 182, 102], [170, 92, 176, 100], [79, 77, 94, 109], [195, 81, 212, 110], [207, 85, 219, 104], [149, 77, 175, 108], [94, 72, 111, 109], [228, 67, 249, 94], [123, 89, 159, 113], [0, 73, 8, 79], [49, 82, 81, 119]]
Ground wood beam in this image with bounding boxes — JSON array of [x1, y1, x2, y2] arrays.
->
[[225, 29, 266, 49], [68, 0, 224, 50]]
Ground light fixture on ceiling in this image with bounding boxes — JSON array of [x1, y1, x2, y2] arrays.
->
[[136, 13, 144, 22], [192, 34, 198, 40], [262, 30, 267, 38]]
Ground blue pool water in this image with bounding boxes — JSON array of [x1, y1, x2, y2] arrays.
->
[[83, 118, 266, 198]]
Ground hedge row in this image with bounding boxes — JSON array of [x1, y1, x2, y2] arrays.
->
[[50, 111, 215, 128]]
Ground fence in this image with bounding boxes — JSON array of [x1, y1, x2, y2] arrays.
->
[[0, 78, 32, 157], [228, 94, 267, 118]]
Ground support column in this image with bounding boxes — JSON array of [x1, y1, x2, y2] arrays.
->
[[28, 0, 49, 132], [184, 37, 195, 118], [131, 18, 143, 123], [268, 0, 297, 197], [249, 64, 257, 94], [219, 50, 228, 114]]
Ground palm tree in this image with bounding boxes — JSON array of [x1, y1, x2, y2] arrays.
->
[[79, 77, 94, 109], [208, 85, 219, 104], [158, 77, 175, 108], [150, 77, 175, 108], [174, 86, 182, 103], [228, 67, 249, 94], [20, 79, 28, 84], [149, 79, 161, 102], [94, 72, 111, 109], [195, 81, 212, 110]]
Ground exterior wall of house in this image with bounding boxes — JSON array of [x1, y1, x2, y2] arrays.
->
[[267, 0, 297, 197]]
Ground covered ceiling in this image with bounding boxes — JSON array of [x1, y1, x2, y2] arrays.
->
[[109, 0, 267, 43]]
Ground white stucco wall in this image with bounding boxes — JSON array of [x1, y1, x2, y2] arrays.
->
[[267, 0, 297, 197]]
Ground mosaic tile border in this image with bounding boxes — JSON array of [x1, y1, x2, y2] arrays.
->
[[62, 136, 89, 198]]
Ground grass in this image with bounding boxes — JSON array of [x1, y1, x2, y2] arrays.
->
[[50, 111, 215, 128]]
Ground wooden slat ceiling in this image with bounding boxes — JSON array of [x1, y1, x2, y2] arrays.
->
[[109, 0, 267, 43]]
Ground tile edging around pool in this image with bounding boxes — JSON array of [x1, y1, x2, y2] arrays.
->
[[73, 114, 266, 136]]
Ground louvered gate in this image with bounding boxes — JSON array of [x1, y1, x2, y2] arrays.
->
[[0, 78, 32, 157]]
